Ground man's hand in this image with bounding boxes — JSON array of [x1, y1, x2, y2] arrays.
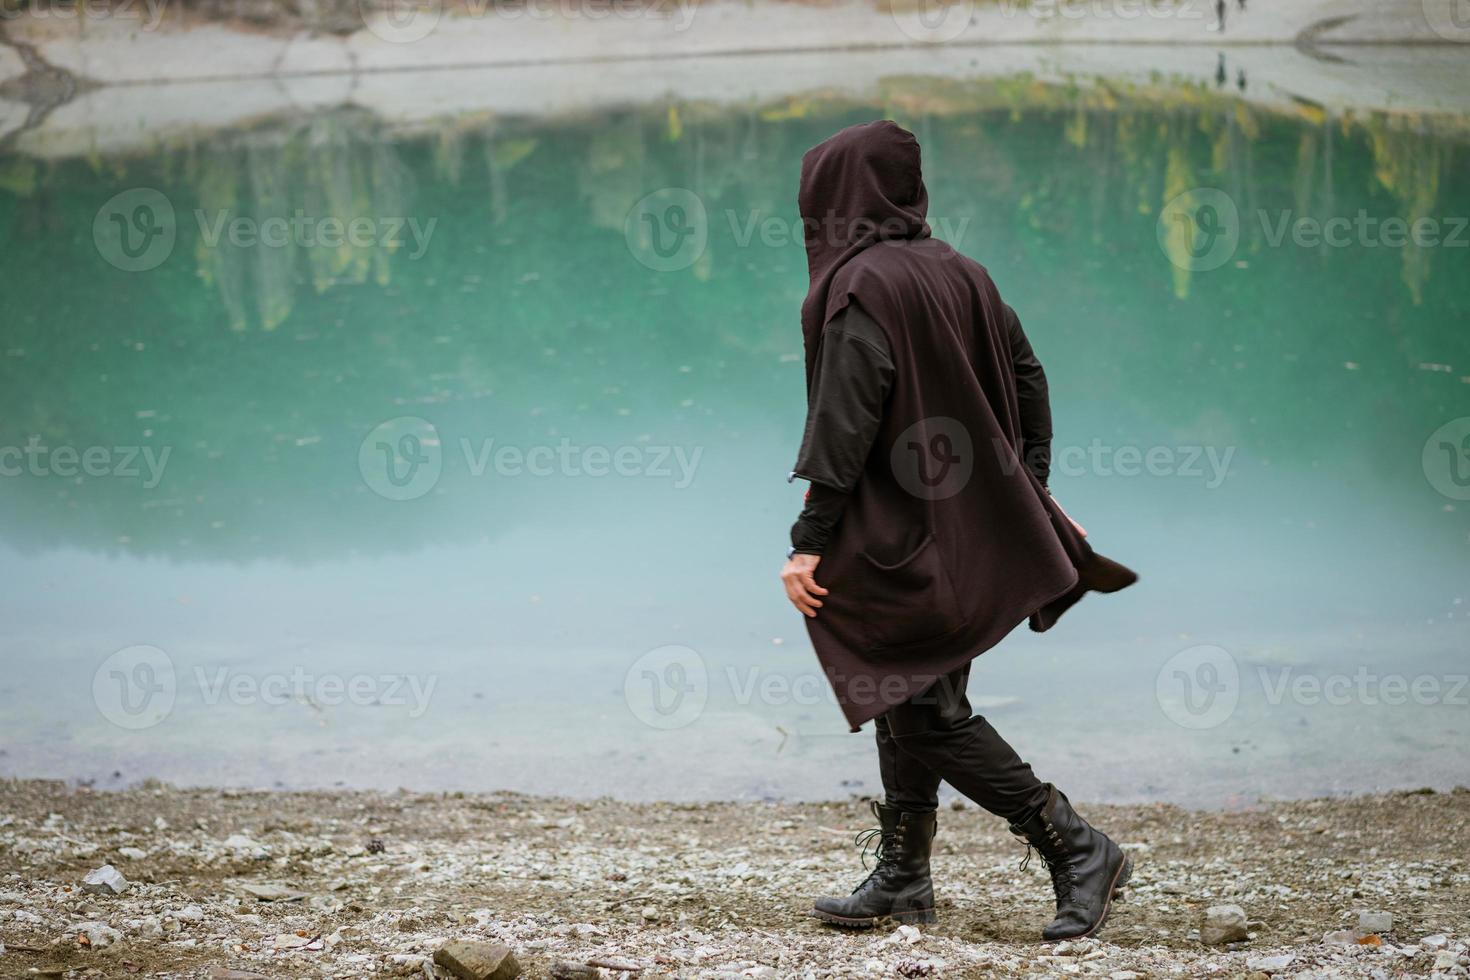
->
[[780, 553, 829, 618]]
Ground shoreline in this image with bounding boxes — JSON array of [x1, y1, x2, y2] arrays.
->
[[2, 779, 1466, 977], [3, 0, 1469, 161]]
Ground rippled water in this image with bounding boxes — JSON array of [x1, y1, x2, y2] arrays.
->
[[1, 73, 1467, 806]]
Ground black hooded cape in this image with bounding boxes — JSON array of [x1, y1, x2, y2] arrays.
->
[[795, 120, 1137, 731]]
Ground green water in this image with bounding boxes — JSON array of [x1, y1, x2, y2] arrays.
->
[[1, 82, 1467, 804]]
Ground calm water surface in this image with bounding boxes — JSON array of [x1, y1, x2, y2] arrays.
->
[[1, 73, 1467, 806]]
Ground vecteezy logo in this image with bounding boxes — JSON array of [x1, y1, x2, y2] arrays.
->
[[93, 645, 177, 730], [623, 188, 709, 272], [358, 416, 443, 501], [358, 0, 442, 43], [1422, 0, 1470, 41], [93, 189, 177, 272], [624, 644, 708, 730], [1423, 417, 1470, 501], [1155, 644, 1239, 730], [891, 416, 974, 500], [1157, 187, 1240, 272], [890, 0, 974, 42]]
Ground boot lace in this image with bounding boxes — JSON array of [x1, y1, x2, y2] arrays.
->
[[851, 817, 903, 892], [1017, 823, 1075, 903]]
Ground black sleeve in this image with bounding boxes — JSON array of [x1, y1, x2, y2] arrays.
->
[[789, 303, 895, 555], [1004, 303, 1052, 488], [789, 483, 849, 555]]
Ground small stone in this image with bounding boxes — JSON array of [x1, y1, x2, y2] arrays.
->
[[433, 940, 521, 980], [587, 958, 643, 972], [174, 904, 205, 922], [1246, 953, 1295, 972], [1201, 904, 1249, 946], [223, 833, 268, 859], [271, 933, 313, 949], [640, 905, 661, 922], [117, 847, 147, 861], [1433, 951, 1458, 970], [81, 864, 128, 895], [1323, 930, 1359, 945], [948, 798, 965, 811], [1109, 973, 1142, 980], [1423, 935, 1449, 949], [548, 963, 599, 980], [76, 921, 122, 948], [206, 969, 270, 980], [1358, 910, 1393, 934], [239, 882, 307, 902], [881, 924, 921, 946]]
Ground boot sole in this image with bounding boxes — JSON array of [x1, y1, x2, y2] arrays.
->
[[1042, 854, 1132, 943], [811, 907, 938, 929]]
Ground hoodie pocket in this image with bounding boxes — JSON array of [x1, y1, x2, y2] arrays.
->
[[856, 532, 966, 650]]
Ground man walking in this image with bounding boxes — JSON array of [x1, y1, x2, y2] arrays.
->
[[780, 120, 1138, 941]]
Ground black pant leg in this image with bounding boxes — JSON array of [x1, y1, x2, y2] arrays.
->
[[883, 663, 1049, 822], [875, 714, 943, 812]]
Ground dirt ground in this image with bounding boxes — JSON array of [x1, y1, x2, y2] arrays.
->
[[1, 780, 1467, 978]]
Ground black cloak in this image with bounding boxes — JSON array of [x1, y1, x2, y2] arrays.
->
[[795, 120, 1137, 731]]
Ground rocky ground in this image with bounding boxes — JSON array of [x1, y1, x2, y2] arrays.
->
[[0, 780, 1467, 979]]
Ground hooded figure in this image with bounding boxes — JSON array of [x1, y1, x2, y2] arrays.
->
[[780, 120, 1137, 939]]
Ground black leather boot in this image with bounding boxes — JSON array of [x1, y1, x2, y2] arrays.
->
[[1009, 785, 1131, 941], [812, 801, 937, 928]]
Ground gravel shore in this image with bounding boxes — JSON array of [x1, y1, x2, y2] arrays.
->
[[1, 780, 1467, 978]]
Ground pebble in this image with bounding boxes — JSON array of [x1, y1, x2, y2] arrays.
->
[[118, 846, 148, 861], [548, 963, 599, 980], [433, 940, 521, 980], [223, 833, 269, 860], [1357, 910, 1393, 934], [1201, 904, 1249, 945], [881, 924, 922, 946], [239, 882, 306, 902], [1247, 953, 1296, 972], [76, 921, 122, 947], [81, 864, 129, 895]]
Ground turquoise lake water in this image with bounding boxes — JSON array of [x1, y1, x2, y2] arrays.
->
[[1, 75, 1467, 806]]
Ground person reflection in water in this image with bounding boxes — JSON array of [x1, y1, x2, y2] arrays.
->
[[779, 120, 1139, 940]]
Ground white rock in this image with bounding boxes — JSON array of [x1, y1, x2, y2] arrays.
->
[[1357, 910, 1393, 934], [1424, 935, 1450, 949], [880, 924, 921, 946], [137, 917, 165, 937], [1201, 905, 1248, 946], [82, 864, 129, 895], [1433, 950, 1458, 970], [117, 847, 148, 861], [272, 932, 314, 949], [76, 921, 122, 948], [174, 904, 205, 922], [1323, 929, 1358, 945], [1246, 953, 1295, 972], [223, 833, 269, 859]]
